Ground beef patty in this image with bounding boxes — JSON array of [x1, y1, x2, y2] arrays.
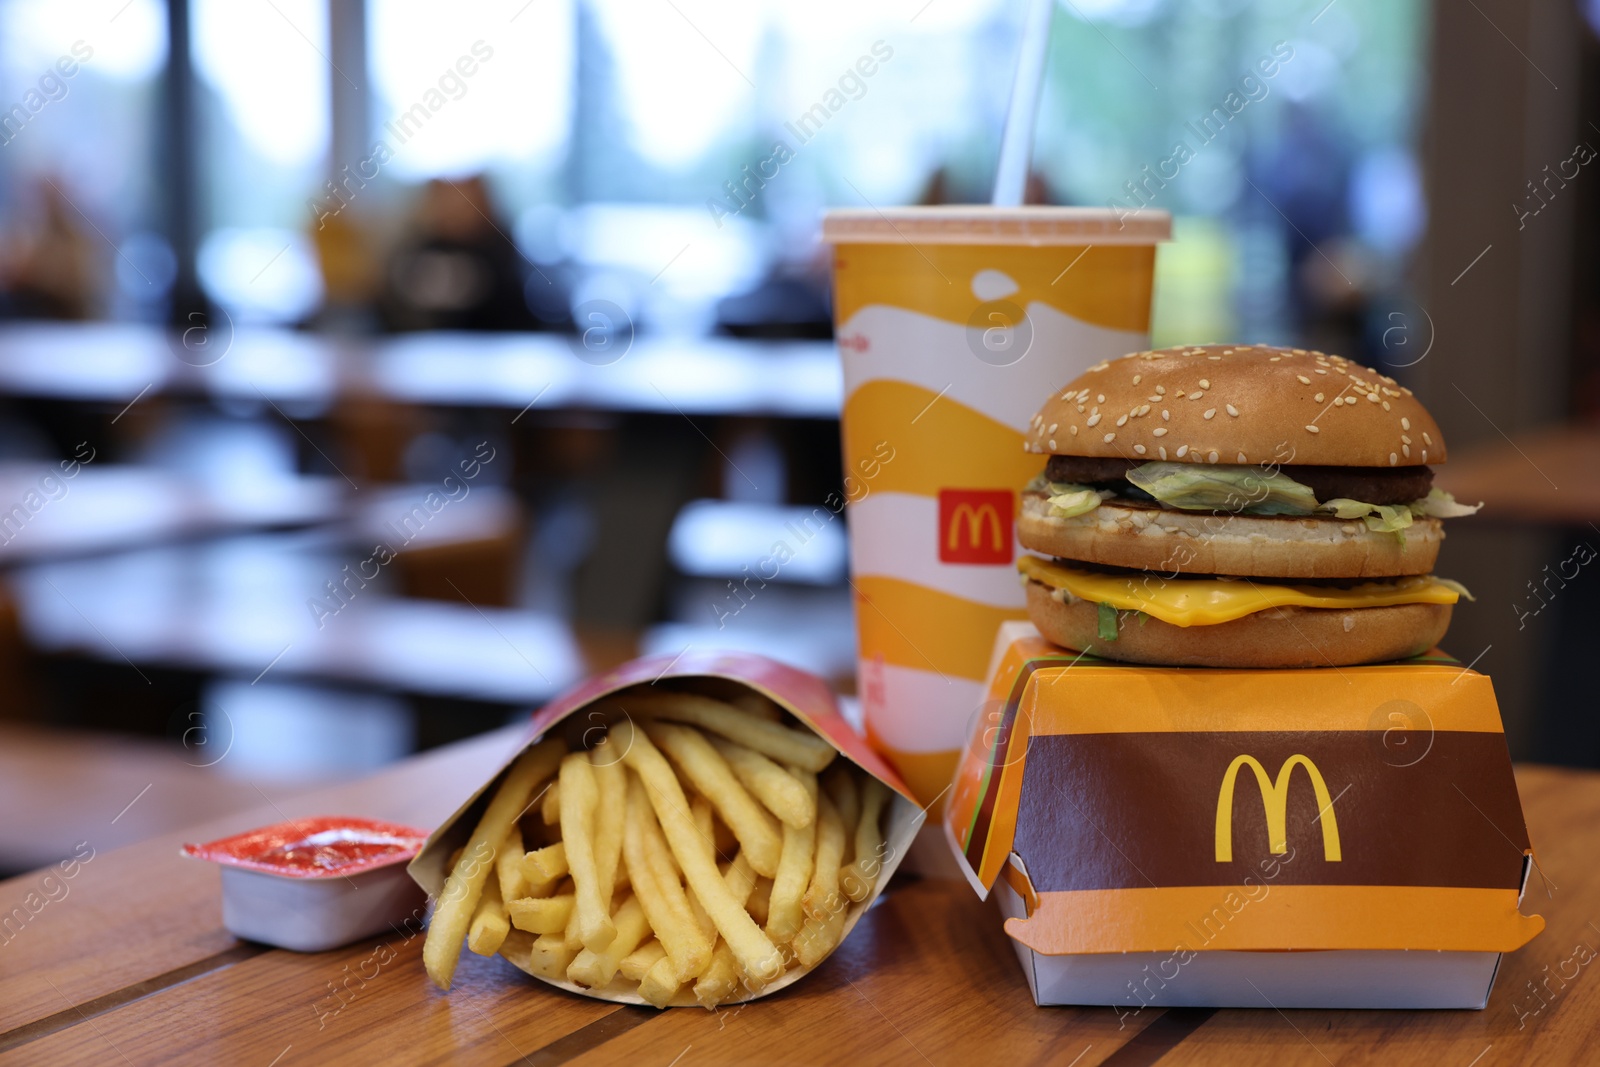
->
[[1041, 455, 1433, 507]]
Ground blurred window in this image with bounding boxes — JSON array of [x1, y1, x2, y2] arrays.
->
[[192, 0, 329, 322], [0, 0, 168, 319]]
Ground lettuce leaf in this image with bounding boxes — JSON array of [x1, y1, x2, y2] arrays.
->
[[1097, 601, 1119, 641], [1317, 498, 1415, 534], [1409, 488, 1483, 519], [1027, 474, 1113, 518], [1125, 462, 1319, 515]]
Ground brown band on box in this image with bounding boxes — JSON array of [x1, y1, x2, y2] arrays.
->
[[1012, 731, 1528, 891]]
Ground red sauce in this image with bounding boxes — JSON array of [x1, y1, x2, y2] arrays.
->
[[183, 816, 429, 879]]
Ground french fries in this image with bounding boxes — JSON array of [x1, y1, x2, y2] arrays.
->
[[765, 770, 817, 943], [648, 722, 783, 878], [467, 870, 510, 956], [559, 753, 618, 952], [423, 738, 564, 990], [611, 691, 837, 773], [424, 689, 894, 1007], [507, 893, 574, 934], [709, 736, 815, 829]]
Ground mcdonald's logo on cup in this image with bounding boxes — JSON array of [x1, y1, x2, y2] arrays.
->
[[938, 489, 1014, 565], [1215, 754, 1343, 863]]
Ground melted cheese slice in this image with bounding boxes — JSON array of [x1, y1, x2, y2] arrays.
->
[[1018, 556, 1462, 628]]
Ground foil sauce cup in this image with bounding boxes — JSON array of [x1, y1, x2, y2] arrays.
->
[[820, 206, 1170, 807], [183, 816, 430, 952], [408, 650, 925, 1007]]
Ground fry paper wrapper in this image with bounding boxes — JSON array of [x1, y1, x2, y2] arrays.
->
[[409, 650, 926, 1006]]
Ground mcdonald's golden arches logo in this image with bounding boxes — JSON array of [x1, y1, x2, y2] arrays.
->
[[938, 489, 1013, 564], [1215, 754, 1342, 862]]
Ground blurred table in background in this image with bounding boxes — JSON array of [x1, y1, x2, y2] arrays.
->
[[0, 324, 842, 418], [0, 464, 342, 566], [1436, 426, 1600, 525]]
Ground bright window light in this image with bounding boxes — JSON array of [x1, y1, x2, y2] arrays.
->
[[368, 0, 573, 179]]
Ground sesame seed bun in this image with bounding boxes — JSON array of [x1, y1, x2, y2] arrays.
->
[[1018, 492, 1444, 579], [1024, 578, 1453, 668], [1025, 344, 1447, 468]]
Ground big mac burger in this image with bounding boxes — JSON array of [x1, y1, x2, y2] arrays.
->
[[1018, 344, 1478, 668]]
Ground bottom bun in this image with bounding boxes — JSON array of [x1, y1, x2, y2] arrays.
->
[[1025, 579, 1453, 669]]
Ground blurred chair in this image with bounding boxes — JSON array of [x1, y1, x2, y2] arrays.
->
[[0, 580, 38, 722], [330, 393, 432, 484], [379, 176, 536, 332], [351, 484, 526, 608], [0, 177, 104, 321]]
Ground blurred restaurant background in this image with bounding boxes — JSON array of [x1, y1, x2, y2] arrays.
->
[[1, 0, 1596, 876]]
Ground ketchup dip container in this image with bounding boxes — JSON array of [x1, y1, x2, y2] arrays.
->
[[183, 816, 430, 952]]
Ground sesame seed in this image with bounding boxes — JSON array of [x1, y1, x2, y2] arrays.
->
[[1116, 414, 1128, 427], [1421, 449, 1428, 461], [1070, 425, 1078, 436], [1203, 409, 1216, 420], [1315, 393, 1325, 403], [1403, 444, 1411, 458], [1147, 395, 1162, 402], [1133, 375, 1142, 385], [1333, 397, 1343, 406], [1156, 385, 1166, 394], [1226, 404, 1239, 417], [1269, 357, 1281, 362], [1199, 379, 1210, 389], [1087, 413, 1102, 427], [1315, 369, 1328, 375], [1048, 423, 1058, 434], [1077, 405, 1086, 413], [1097, 394, 1106, 403], [1104, 432, 1116, 443], [1236, 452, 1247, 463], [1382, 401, 1391, 411], [1023, 441, 1029, 451], [1158, 446, 1168, 459], [1153, 427, 1168, 437], [1423, 432, 1433, 445], [1048, 439, 1056, 450], [1137, 404, 1150, 416], [1305, 425, 1320, 434], [1401, 434, 1411, 444], [1177, 445, 1189, 458], [1162, 410, 1170, 420], [1188, 391, 1203, 400], [1133, 444, 1146, 455], [1389, 453, 1398, 466], [1208, 450, 1219, 463], [1367, 393, 1379, 402], [1297, 375, 1311, 385], [1401, 417, 1411, 431], [1208, 355, 1222, 360]]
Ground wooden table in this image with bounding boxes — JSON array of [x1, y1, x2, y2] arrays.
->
[[3, 731, 1595, 1066]]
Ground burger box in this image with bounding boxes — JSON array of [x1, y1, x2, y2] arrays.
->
[[409, 650, 925, 1006], [944, 621, 1545, 1010]]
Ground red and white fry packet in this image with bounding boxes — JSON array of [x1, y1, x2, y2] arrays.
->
[[408, 650, 926, 1005]]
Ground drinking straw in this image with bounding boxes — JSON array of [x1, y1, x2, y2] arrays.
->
[[992, 0, 1055, 206]]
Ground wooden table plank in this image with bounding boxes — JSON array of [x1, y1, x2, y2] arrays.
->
[[0, 879, 1147, 1067], [0, 725, 526, 1037]]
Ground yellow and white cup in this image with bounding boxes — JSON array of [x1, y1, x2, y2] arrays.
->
[[821, 206, 1169, 806]]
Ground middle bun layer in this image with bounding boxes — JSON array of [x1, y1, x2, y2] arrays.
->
[[1017, 492, 1443, 579]]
